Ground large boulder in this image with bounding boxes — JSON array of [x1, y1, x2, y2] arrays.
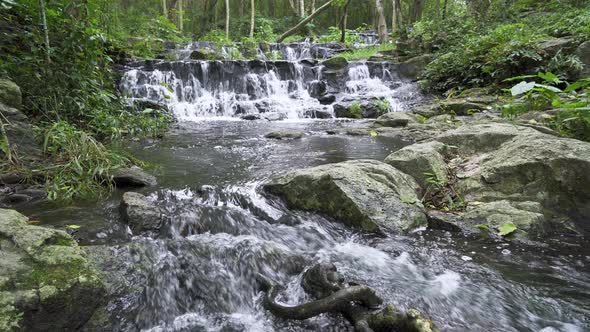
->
[[264, 160, 427, 234], [411, 96, 497, 118], [190, 47, 223, 60], [0, 79, 22, 109], [120, 192, 162, 234], [384, 141, 449, 189], [0, 209, 106, 331], [474, 135, 590, 227], [397, 54, 433, 81], [110, 166, 157, 187]]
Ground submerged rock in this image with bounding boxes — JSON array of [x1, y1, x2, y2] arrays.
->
[[120, 191, 162, 233], [110, 166, 157, 187], [264, 159, 427, 234], [264, 130, 304, 140], [0, 209, 106, 331], [334, 98, 389, 119]]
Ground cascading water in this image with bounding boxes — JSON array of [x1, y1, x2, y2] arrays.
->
[[120, 55, 421, 120]]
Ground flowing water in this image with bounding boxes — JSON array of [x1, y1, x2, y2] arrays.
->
[[23, 46, 590, 331]]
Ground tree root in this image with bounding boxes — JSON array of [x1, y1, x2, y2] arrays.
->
[[257, 264, 439, 332]]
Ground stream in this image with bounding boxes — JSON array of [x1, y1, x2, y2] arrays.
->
[[20, 44, 590, 331]]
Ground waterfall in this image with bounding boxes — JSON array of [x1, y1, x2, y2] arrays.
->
[[120, 46, 422, 121]]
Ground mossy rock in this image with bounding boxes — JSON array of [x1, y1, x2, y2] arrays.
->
[[0, 80, 22, 109], [321, 56, 348, 70], [0, 209, 106, 331], [264, 160, 427, 234]]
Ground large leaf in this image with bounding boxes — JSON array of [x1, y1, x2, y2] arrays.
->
[[564, 79, 590, 92], [534, 84, 562, 93], [510, 81, 536, 96], [497, 222, 517, 236]]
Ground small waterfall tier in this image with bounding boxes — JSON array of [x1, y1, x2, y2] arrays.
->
[[121, 58, 422, 121]]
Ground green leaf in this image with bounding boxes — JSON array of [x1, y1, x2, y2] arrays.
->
[[370, 131, 378, 137], [538, 72, 561, 84], [503, 75, 538, 82], [476, 224, 490, 230], [497, 222, 517, 236], [66, 224, 81, 229], [400, 196, 417, 204], [511, 81, 535, 96], [534, 84, 562, 93]]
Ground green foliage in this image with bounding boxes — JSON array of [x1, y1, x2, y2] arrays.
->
[[282, 35, 306, 43], [423, 23, 546, 92], [501, 73, 590, 141], [40, 121, 135, 201], [317, 26, 361, 45], [349, 101, 363, 118], [201, 29, 233, 46], [422, 172, 465, 211], [0, 305, 21, 332], [339, 44, 396, 61], [372, 99, 391, 115]]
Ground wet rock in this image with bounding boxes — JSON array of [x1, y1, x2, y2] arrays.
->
[[0, 173, 22, 185], [321, 56, 348, 70], [463, 201, 546, 237], [308, 80, 327, 98], [1, 102, 43, 162], [375, 112, 418, 127], [120, 192, 162, 233], [190, 48, 223, 60], [304, 108, 332, 119], [0, 209, 106, 331], [264, 130, 304, 140], [0, 79, 22, 109], [384, 141, 450, 189], [241, 114, 261, 121], [110, 166, 157, 187], [318, 94, 336, 105], [264, 159, 427, 234]]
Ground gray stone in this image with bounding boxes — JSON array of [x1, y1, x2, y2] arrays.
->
[[0, 209, 106, 331], [190, 48, 223, 60], [321, 56, 348, 70], [264, 160, 427, 234], [0, 80, 22, 109], [110, 166, 157, 187], [398, 54, 433, 81], [265, 130, 304, 140], [375, 112, 418, 127], [538, 37, 577, 57], [384, 141, 449, 189], [120, 192, 162, 233]]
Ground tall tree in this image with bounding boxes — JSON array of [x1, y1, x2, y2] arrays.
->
[[375, 0, 388, 43], [162, 0, 168, 18], [299, 0, 305, 17], [225, 0, 230, 38], [178, 0, 183, 31], [339, 0, 352, 43], [38, 0, 50, 63], [250, 0, 255, 38]]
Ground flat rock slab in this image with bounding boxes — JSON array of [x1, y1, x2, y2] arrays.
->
[[265, 130, 304, 140], [110, 166, 157, 187]]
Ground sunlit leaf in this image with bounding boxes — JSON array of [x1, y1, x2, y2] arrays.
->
[[510, 81, 535, 96], [497, 223, 517, 236]]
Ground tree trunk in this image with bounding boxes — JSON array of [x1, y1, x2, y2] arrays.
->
[[339, 0, 352, 43], [162, 0, 168, 18], [225, 0, 230, 38], [442, 0, 448, 19], [391, 0, 398, 35], [250, 0, 255, 38], [38, 0, 50, 63], [375, 0, 388, 43], [277, 0, 335, 42], [178, 0, 183, 31], [299, 0, 305, 17], [435, 0, 440, 20]]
